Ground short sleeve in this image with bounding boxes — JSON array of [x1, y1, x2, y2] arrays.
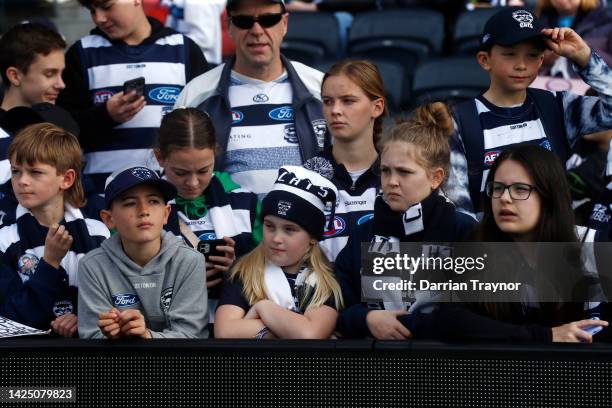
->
[[217, 275, 250, 311]]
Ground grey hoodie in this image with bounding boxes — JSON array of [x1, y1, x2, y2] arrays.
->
[[78, 231, 208, 339]]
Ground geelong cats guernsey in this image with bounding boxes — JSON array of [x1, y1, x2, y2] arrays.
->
[[0, 204, 109, 329], [225, 71, 302, 198], [70, 22, 205, 193]]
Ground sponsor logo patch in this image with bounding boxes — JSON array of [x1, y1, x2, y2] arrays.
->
[[539, 139, 552, 151], [484, 151, 500, 166], [512, 10, 534, 28], [312, 119, 327, 149], [232, 110, 244, 124], [268, 106, 294, 121], [160, 287, 173, 312], [93, 90, 114, 105], [277, 200, 292, 216], [53, 300, 74, 317], [148, 86, 181, 104], [324, 216, 346, 237], [17, 253, 39, 282], [131, 167, 155, 179], [357, 213, 374, 225], [199, 232, 217, 241], [112, 293, 141, 308], [283, 124, 298, 144], [253, 93, 269, 103]]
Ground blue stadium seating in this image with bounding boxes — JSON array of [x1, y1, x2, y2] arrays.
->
[[347, 9, 445, 80], [314, 59, 407, 114], [281, 11, 341, 66], [411, 56, 489, 107], [453, 7, 502, 55]]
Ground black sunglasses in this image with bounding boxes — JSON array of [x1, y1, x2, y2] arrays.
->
[[230, 13, 284, 30]]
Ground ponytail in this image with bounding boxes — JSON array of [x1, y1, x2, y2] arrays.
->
[[378, 102, 454, 185]]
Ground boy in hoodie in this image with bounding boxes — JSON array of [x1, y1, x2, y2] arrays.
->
[[57, 0, 208, 193], [77, 166, 209, 339]]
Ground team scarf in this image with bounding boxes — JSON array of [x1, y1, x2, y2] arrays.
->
[[367, 192, 458, 311], [172, 173, 241, 240], [263, 261, 318, 313]]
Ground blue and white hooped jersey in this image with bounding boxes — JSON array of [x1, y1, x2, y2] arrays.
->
[[225, 71, 301, 198], [77, 33, 190, 189], [476, 96, 552, 192]]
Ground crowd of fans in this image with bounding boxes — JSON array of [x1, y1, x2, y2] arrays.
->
[[0, 0, 611, 344]]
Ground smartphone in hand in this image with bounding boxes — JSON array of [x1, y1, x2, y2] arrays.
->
[[197, 239, 226, 263], [123, 77, 145, 99]]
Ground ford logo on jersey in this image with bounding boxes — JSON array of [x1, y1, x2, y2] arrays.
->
[[268, 106, 294, 121], [199, 232, 217, 240], [484, 151, 500, 166], [148, 87, 181, 104], [323, 216, 346, 237], [357, 213, 374, 225], [232, 110, 244, 124], [112, 293, 140, 308], [540, 139, 552, 151]]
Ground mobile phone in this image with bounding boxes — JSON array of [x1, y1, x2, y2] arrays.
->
[[122, 77, 145, 97], [583, 316, 604, 336], [197, 239, 226, 261]]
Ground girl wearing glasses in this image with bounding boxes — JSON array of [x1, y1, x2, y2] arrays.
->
[[154, 108, 261, 324], [304, 60, 386, 262], [437, 144, 608, 343], [334, 102, 477, 340]]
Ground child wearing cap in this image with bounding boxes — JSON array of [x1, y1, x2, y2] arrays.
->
[[215, 166, 343, 339], [447, 7, 612, 216], [77, 166, 209, 339], [0, 123, 109, 336]]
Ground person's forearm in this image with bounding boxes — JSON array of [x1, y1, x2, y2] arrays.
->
[[257, 301, 331, 339], [214, 318, 267, 339]]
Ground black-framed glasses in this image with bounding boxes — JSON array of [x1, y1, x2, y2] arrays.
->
[[485, 182, 537, 200], [230, 13, 284, 30]]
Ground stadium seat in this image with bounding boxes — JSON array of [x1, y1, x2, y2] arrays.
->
[[347, 9, 445, 79], [411, 56, 489, 107], [281, 12, 341, 66], [453, 7, 502, 55], [314, 59, 407, 114]]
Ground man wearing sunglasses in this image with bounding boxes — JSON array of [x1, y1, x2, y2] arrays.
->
[[175, 0, 327, 198]]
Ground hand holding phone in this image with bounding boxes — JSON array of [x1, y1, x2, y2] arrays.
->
[[123, 77, 145, 99], [197, 239, 226, 262], [106, 77, 146, 123]]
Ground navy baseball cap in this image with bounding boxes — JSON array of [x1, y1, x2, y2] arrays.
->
[[481, 8, 546, 50], [104, 166, 176, 209], [227, 0, 286, 12]]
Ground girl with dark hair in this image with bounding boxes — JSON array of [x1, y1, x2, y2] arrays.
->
[[438, 144, 608, 343], [154, 108, 261, 322], [304, 60, 386, 262], [334, 102, 477, 339]]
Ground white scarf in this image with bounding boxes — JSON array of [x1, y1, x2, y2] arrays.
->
[[263, 261, 317, 312]]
